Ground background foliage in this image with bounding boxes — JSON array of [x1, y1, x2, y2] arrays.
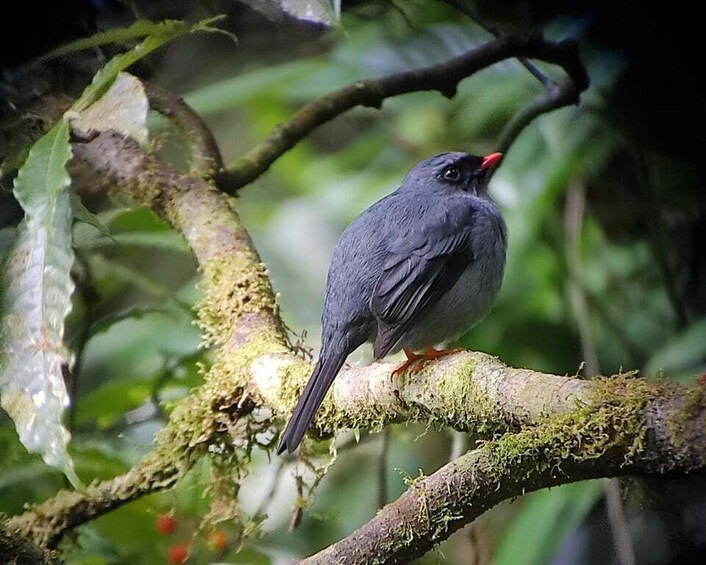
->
[[1, 1, 705, 563]]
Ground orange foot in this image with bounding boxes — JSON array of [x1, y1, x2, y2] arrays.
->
[[392, 346, 464, 376]]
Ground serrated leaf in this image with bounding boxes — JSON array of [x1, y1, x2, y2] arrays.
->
[[0, 121, 81, 487], [73, 72, 149, 143], [72, 16, 228, 112]]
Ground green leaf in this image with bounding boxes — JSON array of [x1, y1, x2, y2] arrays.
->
[[70, 192, 114, 239], [72, 16, 228, 112], [74, 377, 155, 429], [494, 481, 602, 565], [39, 19, 202, 60], [0, 121, 81, 487]]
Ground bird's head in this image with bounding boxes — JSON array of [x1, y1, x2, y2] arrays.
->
[[401, 151, 503, 197]]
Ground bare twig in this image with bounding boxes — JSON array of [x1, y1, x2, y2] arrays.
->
[[496, 72, 580, 157], [223, 34, 588, 192], [439, 0, 556, 91]]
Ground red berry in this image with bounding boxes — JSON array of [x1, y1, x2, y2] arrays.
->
[[155, 514, 177, 535], [209, 530, 228, 551], [168, 543, 189, 564]]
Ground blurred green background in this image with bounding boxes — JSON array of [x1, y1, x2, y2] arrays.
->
[[1, 1, 705, 563]]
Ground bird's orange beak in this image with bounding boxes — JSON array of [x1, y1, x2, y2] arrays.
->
[[480, 152, 503, 170]]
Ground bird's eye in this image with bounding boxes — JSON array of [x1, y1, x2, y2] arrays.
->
[[442, 166, 461, 181]]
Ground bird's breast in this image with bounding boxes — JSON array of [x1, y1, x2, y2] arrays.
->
[[398, 200, 507, 351]]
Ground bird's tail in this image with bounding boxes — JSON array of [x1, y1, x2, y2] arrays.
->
[[276, 348, 348, 455]]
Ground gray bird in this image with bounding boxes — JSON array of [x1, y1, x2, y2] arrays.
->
[[277, 151, 507, 454]]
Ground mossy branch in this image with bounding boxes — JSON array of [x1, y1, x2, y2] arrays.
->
[[222, 33, 588, 193], [303, 378, 706, 564]]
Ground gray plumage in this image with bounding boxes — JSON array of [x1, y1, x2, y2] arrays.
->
[[277, 152, 507, 454]]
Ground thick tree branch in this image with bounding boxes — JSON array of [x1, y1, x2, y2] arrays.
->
[[303, 377, 706, 564], [250, 350, 592, 435], [223, 34, 588, 192]]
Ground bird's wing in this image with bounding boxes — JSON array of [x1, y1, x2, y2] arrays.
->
[[370, 205, 475, 358]]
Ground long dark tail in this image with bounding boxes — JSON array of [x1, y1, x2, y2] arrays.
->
[[276, 348, 348, 455]]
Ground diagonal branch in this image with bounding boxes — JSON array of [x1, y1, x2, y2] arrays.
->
[[223, 33, 588, 192], [434, 0, 586, 159]]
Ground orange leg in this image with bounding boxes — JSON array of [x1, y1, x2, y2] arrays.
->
[[392, 346, 464, 376]]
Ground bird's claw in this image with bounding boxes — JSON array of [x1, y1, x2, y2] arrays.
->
[[392, 346, 464, 376]]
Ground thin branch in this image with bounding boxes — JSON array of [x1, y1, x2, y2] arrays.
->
[[143, 80, 224, 180], [496, 72, 578, 156], [223, 34, 588, 192], [565, 182, 600, 376], [439, 0, 556, 90], [7, 454, 181, 548]]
